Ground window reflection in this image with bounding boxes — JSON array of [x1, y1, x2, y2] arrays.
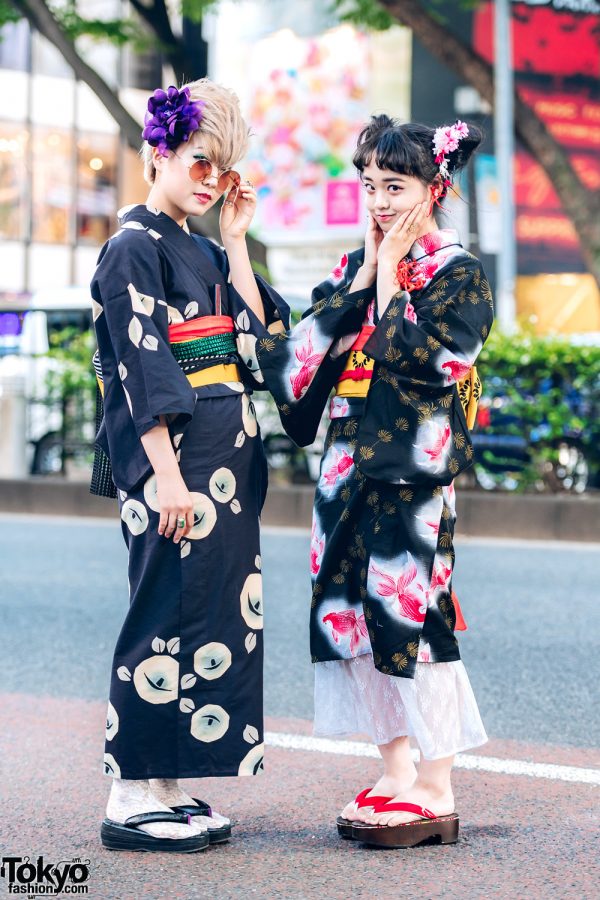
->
[[0, 21, 30, 72], [31, 128, 73, 243], [0, 124, 28, 239], [77, 133, 118, 244]]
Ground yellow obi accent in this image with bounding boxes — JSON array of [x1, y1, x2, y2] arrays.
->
[[336, 350, 374, 398], [335, 325, 376, 399], [457, 365, 482, 430], [186, 363, 241, 388]]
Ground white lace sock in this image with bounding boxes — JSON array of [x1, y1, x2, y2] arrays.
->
[[150, 779, 231, 828], [106, 778, 207, 839]]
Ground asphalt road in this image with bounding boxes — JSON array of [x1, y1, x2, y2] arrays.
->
[[2, 514, 598, 746], [1, 513, 599, 899]]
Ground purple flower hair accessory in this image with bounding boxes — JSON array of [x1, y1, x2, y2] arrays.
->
[[432, 120, 469, 184], [142, 85, 204, 157]]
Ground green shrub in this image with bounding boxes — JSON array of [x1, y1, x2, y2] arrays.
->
[[475, 328, 600, 491]]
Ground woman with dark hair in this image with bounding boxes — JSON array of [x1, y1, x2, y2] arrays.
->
[[257, 116, 493, 848]]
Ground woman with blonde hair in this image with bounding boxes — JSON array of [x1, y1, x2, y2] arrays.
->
[[91, 78, 288, 853]]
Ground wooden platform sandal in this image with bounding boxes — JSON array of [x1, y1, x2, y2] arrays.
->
[[351, 802, 459, 848]]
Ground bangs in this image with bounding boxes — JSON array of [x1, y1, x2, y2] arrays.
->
[[353, 129, 420, 177], [188, 131, 234, 172]]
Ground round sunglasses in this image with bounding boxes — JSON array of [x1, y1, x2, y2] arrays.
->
[[182, 156, 241, 195]]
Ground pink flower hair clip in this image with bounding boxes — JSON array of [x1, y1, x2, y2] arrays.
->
[[432, 121, 469, 185]]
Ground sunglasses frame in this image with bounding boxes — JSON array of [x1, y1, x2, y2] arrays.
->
[[177, 154, 241, 196]]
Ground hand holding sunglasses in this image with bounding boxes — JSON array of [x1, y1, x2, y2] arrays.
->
[[219, 177, 257, 243]]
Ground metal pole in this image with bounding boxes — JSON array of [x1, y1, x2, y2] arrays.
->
[[494, 0, 517, 331]]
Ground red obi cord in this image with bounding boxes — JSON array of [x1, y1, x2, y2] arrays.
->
[[168, 315, 234, 343], [351, 325, 376, 352], [395, 258, 427, 293], [340, 368, 373, 383]]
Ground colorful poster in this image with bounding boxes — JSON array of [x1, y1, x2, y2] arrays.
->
[[472, 1, 600, 274], [325, 180, 360, 226], [244, 25, 369, 243]]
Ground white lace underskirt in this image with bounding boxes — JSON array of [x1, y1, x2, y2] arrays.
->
[[313, 655, 488, 760]]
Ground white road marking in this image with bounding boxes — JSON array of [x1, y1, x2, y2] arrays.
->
[[265, 732, 600, 786]]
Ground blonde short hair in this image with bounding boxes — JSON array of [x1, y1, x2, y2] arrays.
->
[[142, 78, 249, 184]]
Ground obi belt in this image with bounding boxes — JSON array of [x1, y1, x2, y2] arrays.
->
[[168, 314, 241, 387], [335, 325, 481, 430], [90, 315, 241, 498]]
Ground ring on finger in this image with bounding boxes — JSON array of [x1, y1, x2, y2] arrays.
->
[[407, 224, 418, 233], [176, 516, 186, 529]]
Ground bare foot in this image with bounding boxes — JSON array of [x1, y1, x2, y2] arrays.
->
[[362, 783, 455, 827], [341, 769, 417, 824], [106, 779, 207, 840], [150, 779, 231, 829]]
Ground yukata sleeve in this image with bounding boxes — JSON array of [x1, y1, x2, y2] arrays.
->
[[256, 252, 373, 446], [363, 258, 493, 390], [92, 231, 196, 439]]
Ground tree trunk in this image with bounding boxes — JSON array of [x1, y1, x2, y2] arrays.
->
[[129, 0, 206, 84], [13, 0, 142, 149], [378, 0, 600, 287]]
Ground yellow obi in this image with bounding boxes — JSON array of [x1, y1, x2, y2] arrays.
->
[[335, 326, 375, 399], [457, 365, 482, 430]]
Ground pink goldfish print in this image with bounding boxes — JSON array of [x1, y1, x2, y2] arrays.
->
[[404, 301, 417, 323], [323, 609, 368, 655], [322, 447, 354, 489], [417, 642, 432, 663], [441, 359, 472, 383], [330, 253, 348, 283], [420, 519, 440, 537], [310, 522, 325, 576], [369, 554, 427, 623], [430, 561, 452, 592], [422, 422, 451, 463], [290, 326, 323, 399], [330, 397, 350, 419]]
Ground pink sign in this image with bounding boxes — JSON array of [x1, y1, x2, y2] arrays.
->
[[326, 180, 360, 226]]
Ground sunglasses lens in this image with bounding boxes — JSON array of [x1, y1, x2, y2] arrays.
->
[[189, 159, 212, 182], [218, 170, 241, 194]]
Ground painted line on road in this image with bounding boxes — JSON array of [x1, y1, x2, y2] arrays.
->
[[265, 732, 600, 786]]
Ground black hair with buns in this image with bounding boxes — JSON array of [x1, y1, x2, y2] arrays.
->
[[353, 115, 483, 199]]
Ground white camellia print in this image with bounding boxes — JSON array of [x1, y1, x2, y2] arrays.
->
[[132, 655, 179, 704], [190, 704, 230, 742], [240, 572, 263, 629], [194, 642, 232, 680], [120, 499, 149, 536]]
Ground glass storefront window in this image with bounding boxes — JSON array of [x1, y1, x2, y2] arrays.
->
[[119, 143, 148, 209], [0, 124, 29, 240], [31, 31, 72, 79], [77, 133, 118, 244], [31, 128, 73, 243], [0, 21, 30, 72]]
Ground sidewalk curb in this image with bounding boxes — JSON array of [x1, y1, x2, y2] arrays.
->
[[1, 478, 598, 542]]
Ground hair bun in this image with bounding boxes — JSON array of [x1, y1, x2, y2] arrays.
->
[[447, 123, 483, 174]]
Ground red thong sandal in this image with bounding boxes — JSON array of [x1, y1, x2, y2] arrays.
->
[[351, 802, 459, 848], [336, 788, 394, 839]]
